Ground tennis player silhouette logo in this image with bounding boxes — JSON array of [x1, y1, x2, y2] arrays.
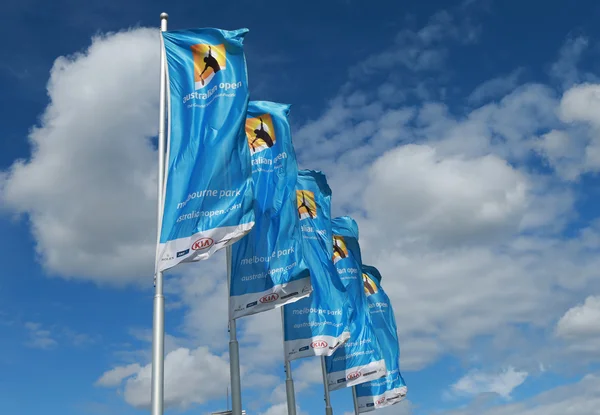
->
[[296, 190, 316, 220], [332, 236, 348, 263], [245, 114, 276, 154], [191, 43, 226, 90], [362, 273, 379, 297]]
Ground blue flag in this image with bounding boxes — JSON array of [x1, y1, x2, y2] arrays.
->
[[325, 217, 386, 391], [229, 101, 311, 319], [355, 265, 407, 412], [157, 28, 255, 272], [283, 170, 352, 360]]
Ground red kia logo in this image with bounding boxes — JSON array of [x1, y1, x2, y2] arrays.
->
[[192, 238, 214, 251], [310, 340, 328, 349], [347, 372, 361, 381], [259, 293, 279, 303], [376, 397, 385, 405]]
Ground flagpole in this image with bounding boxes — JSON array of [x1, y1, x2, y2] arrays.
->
[[320, 356, 333, 415], [352, 386, 359, 415], [280, 308, 297, 415], [226, 246, 243, 415], [151, 12, 168, 415]]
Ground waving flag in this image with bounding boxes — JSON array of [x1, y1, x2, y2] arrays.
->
[[325, 217, 386, 391], [283, 171, 352, 360], [229, 101, 311, 319], [157, 28, 255, 272], [355, 265, 407, 412]]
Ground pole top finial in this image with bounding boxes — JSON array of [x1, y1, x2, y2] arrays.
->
[[160, 12, 169, 20]]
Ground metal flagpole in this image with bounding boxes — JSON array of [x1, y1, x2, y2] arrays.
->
[[226, 246, 243, 415], [280, 308, 297, 415], [151, 12, 169, 415], [320, 356, 333, 415], [352, 386, 359, 415]]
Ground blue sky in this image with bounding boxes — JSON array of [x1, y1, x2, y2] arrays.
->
[[2, 0, 600, 414]]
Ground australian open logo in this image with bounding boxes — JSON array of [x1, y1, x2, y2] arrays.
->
[[191, 43, 226, 90], [246, 114, 276, 154], [332, 236, 348, 263], [362, 273, 379, 297], [296, 190, 317, 220]]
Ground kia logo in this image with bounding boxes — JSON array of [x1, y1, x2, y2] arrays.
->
[[376, 398, 385, 405], [192, 238, 214, 251], [310, 340, 328, 349], [259, 293, 279, 303], [347, 372, 361, 381]]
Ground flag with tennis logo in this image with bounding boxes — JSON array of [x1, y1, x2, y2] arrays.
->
[[325, 217, 386, 391], [355, 265, 407, 412], [157, 28, 255, 272], [229, 101, 311, 319], [283, 170, 352, 360]]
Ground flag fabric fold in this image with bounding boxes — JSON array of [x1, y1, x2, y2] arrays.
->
[[229, 101, 311, 319], [283, 170, 352, 360], [355, 265, 407, 412], [157, 28, 255, 273], [325, 217, 387, 391]]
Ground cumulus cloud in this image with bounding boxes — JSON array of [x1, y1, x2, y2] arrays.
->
[[556, 296, 600, 339], [559, 83, 600, 126], [364, 145, 529, 246], [536, 83, 600, 179], [451, 367, 528, 398], [343, 400, 413, 415], [259, 403, 309, 415], [554, 296, 600, 358], [442, 373, 600, 415], [95, 363, 141, 387], [97, 347, 230, 410], [280, 28, 600, 375], [0, 28, 159, 284]]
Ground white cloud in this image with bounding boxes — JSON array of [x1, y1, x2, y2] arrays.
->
[[559, 83, 600, 126], [364, 145, 529, 246], [451, 367, 528, 398], [534, 130, 584, 180], [358, 223, 600, 370], [468, 68, 524, 104], [343, 400, 413, 415], [293, 358, 324, 385], [95, 363, 141, 387], [259, 403, 308, 415], [0, 28, 159, 284], [174, 257, 231, 349], [298, 54, 600, 373], [556, 296, 600, 339], [24, 322, 58, 350], [550, 36, 591, 88], [259, 403, 290, 415], [535, 83, 600, 179], [554, 296, 600, 358], [102, 347, 230, 410], [349, 9, 479, 78], [239, 306, 286, 370], [442, 373, 600, 415]]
